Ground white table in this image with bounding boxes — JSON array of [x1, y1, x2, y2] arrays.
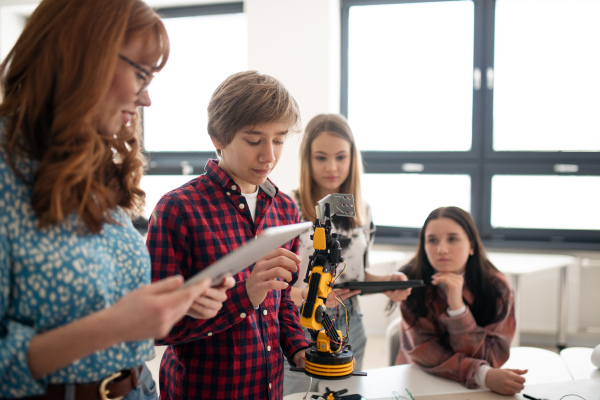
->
[[292, 378, 600, 400], [414, 379, 600, 400], [317, 364, 484, 398], [560, 347, 600, 380], [502, 346, 572, 385], [520, 378, 600, 400], [317, 347, 573, 399], [283, 392, 321, 400], [487, 252, 576, 348]]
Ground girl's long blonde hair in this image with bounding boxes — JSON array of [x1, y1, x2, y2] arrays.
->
[[0, 0, 169, 233], [298, 113, 364, 228]]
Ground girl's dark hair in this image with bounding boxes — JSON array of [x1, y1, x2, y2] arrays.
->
[[394, 206, 509, 327]]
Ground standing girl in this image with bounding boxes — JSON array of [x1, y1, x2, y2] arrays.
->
[[395, 206, 527, 395], [284, 113, 410, 395]]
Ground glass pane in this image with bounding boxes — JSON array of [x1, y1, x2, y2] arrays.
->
[[491, 175, 600, 230], [347, 1, 474, 152], [143, 13, 247, 152], [362, 173, 471, 228], [494, 0, 600, 152], [141, 175, 196, 218]]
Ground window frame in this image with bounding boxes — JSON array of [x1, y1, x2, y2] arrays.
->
[[341, 0, 600, 250], [143, 3, 245, 177]]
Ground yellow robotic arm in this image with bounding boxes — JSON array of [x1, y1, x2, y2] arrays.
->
[[299, 194, 356, 379]]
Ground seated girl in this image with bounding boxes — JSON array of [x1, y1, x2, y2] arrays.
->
[[393, 206, 527, 395]]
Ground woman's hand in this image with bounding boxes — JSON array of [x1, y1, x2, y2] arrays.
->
[[326, 288, 361, 307], [27, 275, 214, 379], [382, 272, 412, 302], [110, 275, 215, 341], [431, 272, 465, 311], [186, 276, 236, 319], [485, 368, 527, 394]]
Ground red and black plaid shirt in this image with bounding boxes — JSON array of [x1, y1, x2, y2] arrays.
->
[[147, 159, 308, 400]]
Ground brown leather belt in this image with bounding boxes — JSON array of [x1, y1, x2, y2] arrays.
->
[[22, 366, 143, 400]]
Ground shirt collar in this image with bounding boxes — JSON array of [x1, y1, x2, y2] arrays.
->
[[204, 158, 279, 198]]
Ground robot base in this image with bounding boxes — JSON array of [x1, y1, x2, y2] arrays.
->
[[304, 346, 354, 380]]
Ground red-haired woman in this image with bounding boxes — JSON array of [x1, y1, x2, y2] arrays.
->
[[0, 0, 233, 397]]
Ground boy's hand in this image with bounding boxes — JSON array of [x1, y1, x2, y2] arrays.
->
[[485, 368, 527, 395], [293, 349, 306, 368], [246, 248, 301, 307], [186, 276, 236, 319]]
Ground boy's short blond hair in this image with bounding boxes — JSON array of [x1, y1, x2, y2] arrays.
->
[[207, 71, 301, 156]]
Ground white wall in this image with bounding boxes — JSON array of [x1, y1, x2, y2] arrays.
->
[[0, 2, 34, 60], [245, 0, 341, 192], [1, 0, 599, 345], [0, 0, 341, 194]]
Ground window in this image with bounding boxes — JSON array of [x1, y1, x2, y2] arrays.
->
[[347, 1, 474, 152], [362, 173, 471, 230], [490, 175, 600, 231], [144, 4, 247, 154], [342, 0, 600, 249], [140, 3, 247, 215], [141, 175, 196, 217], [493, 0, 600, 152], [0, 3, 246, 220]]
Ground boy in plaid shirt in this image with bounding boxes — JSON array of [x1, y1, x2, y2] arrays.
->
[[147, 71, 309, 400]]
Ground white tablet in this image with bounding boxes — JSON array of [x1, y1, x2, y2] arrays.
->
[[183, 221, 313, 287]]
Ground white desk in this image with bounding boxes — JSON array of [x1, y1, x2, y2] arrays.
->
[[415, 379, 600, 400], [283, 392, 321, 400], [316, 347, 573, 399], [487, 252, 576, 348], [560, 347, 600, 380], [519, 378, 600, 400], [502, 346, 573, 385], [317, 364, 484, 398]]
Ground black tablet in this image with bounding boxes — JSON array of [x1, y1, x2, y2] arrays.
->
[[333, 280, 425, 294]]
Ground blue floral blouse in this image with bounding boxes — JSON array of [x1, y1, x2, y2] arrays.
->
[[0, 119, 154, 397]]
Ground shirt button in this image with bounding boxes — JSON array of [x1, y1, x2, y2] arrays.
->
[[226, 191, 231, 196], [240, 312, 247, 318], [239, 203, 245, 209], [208, 332, 212, 336], [269, 383, 272, 389], [267, 345, 272, 351], [232, 185, 237, 190], [263, 309, 268, 316]]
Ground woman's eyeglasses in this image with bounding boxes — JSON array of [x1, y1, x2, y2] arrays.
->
[[119, 54, 154, 94]]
